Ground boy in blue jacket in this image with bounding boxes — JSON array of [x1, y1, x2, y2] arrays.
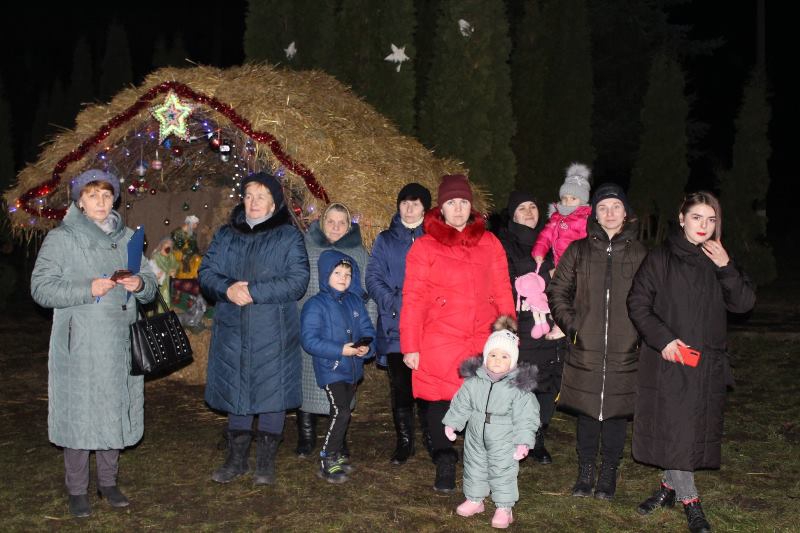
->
[[301, 250, 376, 483]]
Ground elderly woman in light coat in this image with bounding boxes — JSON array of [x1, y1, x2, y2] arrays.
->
[[31, 169, 157, 518]]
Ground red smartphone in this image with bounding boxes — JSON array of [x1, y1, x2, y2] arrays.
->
[[677, 345, 701, 367], [110, 269, 133, 281]]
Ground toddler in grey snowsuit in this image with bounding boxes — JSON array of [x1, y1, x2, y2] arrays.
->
[[443, 316, 540, 529]]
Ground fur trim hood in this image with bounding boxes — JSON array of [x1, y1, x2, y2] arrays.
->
[[458, 356, 539, 393], [423, 206, 486, 247], [229, 203, 291, 234]]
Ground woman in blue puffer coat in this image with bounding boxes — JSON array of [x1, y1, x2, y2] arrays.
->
[[301, 250, 375, 482], [200, 171, 310, 487], [365, 183, 432, 465]]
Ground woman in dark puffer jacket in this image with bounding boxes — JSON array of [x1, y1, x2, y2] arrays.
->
[[547, 184, 647, 501], [628, 192, 755, 533], [496, 190, 565, 464]]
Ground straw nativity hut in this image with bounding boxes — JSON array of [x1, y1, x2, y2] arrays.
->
[[4, 63, 486, 250]]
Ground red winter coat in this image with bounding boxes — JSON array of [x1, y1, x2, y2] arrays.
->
[[400, 208, 516, 401], [532, 205, 591, 266]]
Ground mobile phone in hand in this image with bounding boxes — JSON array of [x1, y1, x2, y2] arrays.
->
[[677, 345, 701, 367], [110, 269, 133, 281], [351, 336, 373, 349]]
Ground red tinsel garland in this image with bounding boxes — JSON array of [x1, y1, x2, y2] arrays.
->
[[17, 81, 330, 221]]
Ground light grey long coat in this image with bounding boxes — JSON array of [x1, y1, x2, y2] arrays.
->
[[299, 220, 375, 415], [31, 205, 157, 450]]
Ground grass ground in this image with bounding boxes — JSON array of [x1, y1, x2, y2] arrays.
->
[[1, 285, 798, 532]]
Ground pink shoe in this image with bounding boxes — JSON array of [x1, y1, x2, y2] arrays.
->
[[531, 323, 544, 339], [491, 508, 514, 528], [456, 499, 485, 517], [545, 324, 565, 340], [540, 321, 551, 336]]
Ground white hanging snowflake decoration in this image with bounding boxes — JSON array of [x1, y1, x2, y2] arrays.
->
[[458, 19, 474, 38]]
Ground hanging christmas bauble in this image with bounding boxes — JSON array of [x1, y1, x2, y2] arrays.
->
[[125, 202, 132, 210], [203, 203, 209, 209], [209, 136, 221, 152], [219, 140, 232, 162], [151, 159, 163, 171], [149, 188, 157, 195], [171, 146, 183, 157], [182, 202, 190, 211], [127, 184, 137, 194], [163, 218, 170, 226], [135, 162, 148, 176]]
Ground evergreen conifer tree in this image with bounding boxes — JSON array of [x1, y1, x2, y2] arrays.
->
[[67, 37, 94, 126], [336, 0, 416, 134], [719, 68, 775, 284], [511, 0, 593, 203], [629, 52, 689, 242], [99, 22, 133, 102], [0, 80, 14, 194], [153, 34, 189, 69], [419, 0, 516, 204]]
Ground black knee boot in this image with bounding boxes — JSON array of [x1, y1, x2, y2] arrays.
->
[[391, 407, 415, 465], [253, 431, 281, 485], [295, 410, 317, 458], [212, 430, 252, 483], [417, 401, 433, 459]]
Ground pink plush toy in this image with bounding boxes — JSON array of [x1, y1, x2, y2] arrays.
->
[[515, 266, 551, 339]]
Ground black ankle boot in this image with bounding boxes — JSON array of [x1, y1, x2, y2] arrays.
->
[[531, 428, 552, 464], [683, 500, 711, 532], [637, 484, 676, 515], [571, 461, 596, 497], [432, 448, 458, 492], [212, 430, 252, 483], [253, 431, 281, 485], [390, 407, 415, 465], [593, 462, 619, 500], [295, 410, 317, 457]]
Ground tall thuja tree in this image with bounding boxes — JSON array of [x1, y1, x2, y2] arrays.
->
[[413, 0, 440, 128], [244, 0, 336, 69], [29, 89, 49, 160], [67, 37, 94, 127], [99, 22, 133, 102], [0, 79, 13, 195], [511, 0, 593, 202], [419, 0, 516, 203], [628, 52, 689, 242], [335, 0, 416, 134], [47, 80, 69, 131], [152, 34, 189, 69], [719, 69, 775, 285]]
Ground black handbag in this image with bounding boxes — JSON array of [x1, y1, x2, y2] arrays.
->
[[130, 290, 193, 376]]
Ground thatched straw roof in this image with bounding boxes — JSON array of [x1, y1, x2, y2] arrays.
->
[[5, 64, 487, 246]]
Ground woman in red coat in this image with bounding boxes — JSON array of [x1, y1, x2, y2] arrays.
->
[[400, 174, 516, 492]]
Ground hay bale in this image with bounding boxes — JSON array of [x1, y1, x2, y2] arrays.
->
[[168, 328, 210, 385], [6, 63, 483, 247]]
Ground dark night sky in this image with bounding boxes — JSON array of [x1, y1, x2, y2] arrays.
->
[[1, 2, 795, 239]]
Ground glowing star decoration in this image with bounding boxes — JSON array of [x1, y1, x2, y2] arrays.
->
[[384, 44, 410, 72], [150, 91, 193, 143], [285, 41, 297, 60], [458, 19, 474, 38]]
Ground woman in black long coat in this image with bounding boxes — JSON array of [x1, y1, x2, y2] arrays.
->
[[627, 192, 755, 533], [496, 191, 565, 464]]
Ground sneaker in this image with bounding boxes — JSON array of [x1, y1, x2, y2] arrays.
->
[[491, 508, 514, 529], [456, 499, 484, 517], [318, 455, 348, 484]]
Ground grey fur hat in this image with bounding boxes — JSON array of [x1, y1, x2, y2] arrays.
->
[[559, 163, 592, 205], [71, 169, 120, 201]]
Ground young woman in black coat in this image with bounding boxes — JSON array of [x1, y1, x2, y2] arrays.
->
[[496, 191, 565, 464], [628, 192, 755, 533]]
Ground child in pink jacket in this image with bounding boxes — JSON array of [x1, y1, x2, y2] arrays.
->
[[532, 163, 592, 339]]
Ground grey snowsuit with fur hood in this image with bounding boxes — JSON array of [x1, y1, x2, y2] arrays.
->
[[442, 357, 540, 507]]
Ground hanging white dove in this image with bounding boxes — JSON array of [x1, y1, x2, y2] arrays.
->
[[384, 44, 409, 73], [458, 19, 474, 38], [284, 41, 297, 61]]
